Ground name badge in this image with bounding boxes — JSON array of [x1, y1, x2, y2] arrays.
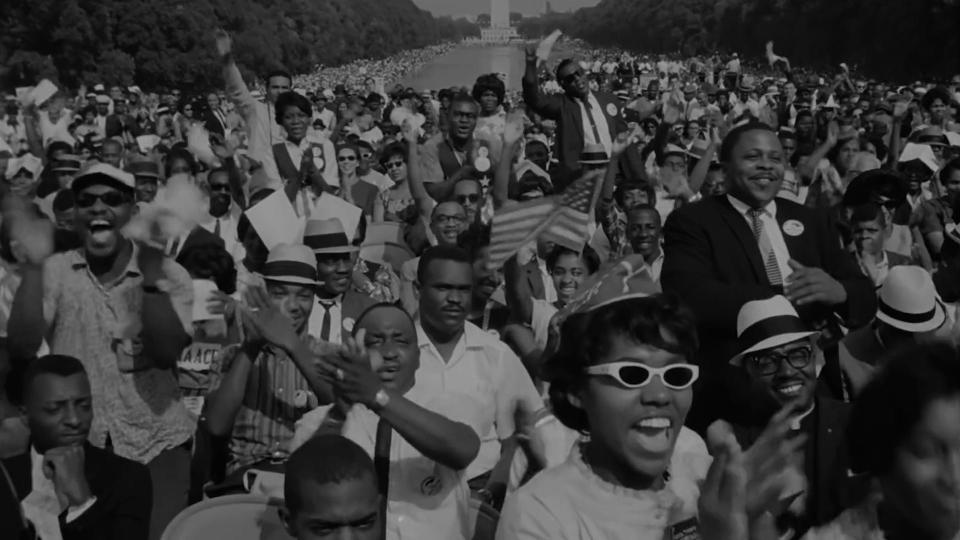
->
[[782, 219, 805, 237], [606, 103, 618, 117]]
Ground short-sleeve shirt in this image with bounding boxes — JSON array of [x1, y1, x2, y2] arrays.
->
[[415, 321, 542, 479], [915, 196, 956, 237], [42, 246, 195, 463], [292, 386, 484, 540], [214, 338, 321, 474]]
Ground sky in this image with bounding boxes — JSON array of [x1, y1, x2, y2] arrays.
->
[[413, 0, 600, 17]]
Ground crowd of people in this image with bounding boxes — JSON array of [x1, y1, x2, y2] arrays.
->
[[0, 25, 960, 540]]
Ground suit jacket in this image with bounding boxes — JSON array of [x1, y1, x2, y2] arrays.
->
[[733, 397, 866, 539], [662, 196, 876, 430], [203, 109, 227, 137], [662, 195, 876, 363], [2, 444, 152, 540], [522, 72, 627, 172], [339, 289, 377, 336]]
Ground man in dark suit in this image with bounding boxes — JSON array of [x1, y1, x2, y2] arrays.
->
[[523, 43, 627, 174], [661, 122, 875, 430], [728, 296, 866, 539], [2, 355, 151, 540], [203, 93, 228, 138]]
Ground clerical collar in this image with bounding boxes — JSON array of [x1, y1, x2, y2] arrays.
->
[[790, 403, 816, 431]]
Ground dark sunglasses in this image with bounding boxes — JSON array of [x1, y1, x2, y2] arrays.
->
[[585, 362, 700, 390], [338, 155, 357, 162], [385, 161, 405, 170], [561, 70, 584, 85], [76, 191, 129, 208], [456, 194, 480, 204], [209, 184, 231, 192], [746, 346, 813, 376], [360, 152, 373, 159]]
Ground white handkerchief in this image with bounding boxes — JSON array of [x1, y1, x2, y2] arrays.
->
[[244, 190, 304, 250], [537, 30, 563, 63], [310, 193, 362, 242], [191, 279, 219, 322], [31, 80, 59, 108]]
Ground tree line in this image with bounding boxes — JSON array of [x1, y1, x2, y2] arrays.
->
[[0, 0, 480, 91], [519, 0, 960, 82]]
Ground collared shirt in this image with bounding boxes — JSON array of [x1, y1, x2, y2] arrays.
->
[[27, 447, 97, 527], [292, 385, 483, 540], [643, 250, 665, 283], [216, 336, 320, 474], [415, 321, 542, 480], [307, 295, 344, 344], [199, 211, 243, 262], [577, 93, 613, 156], [41, 246, 195, 463], [855, 250, 889, 288], [727, 195, 794, 282]]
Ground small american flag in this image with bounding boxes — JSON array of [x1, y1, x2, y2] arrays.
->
[[488, 171, 604, 270]]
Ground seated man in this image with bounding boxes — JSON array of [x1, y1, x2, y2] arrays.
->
[[203, 244, 332, 476], [730, 296, 866, 539], [3, 355, 152, 540], [292, 303, 481, 540], [281, 434, 380, 540]]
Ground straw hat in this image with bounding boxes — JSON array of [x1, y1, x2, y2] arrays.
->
[[876, 266, 946, 333], [730, 296, 819, 366], [303, 219, 359, 255], [259, 244, 321, 287]]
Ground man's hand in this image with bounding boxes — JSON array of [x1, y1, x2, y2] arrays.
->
[[43, 446, 93, 508], [892, 99, 910, 121], [4, 196, 54, 267], [502, 110, 526, 146], [214, 29, 232, 58], [137, 244, 167, 286], [240, 286, 300, 353], [825, 120, 840, 148], [328, 329, 383, 408], [742, 401, 808, 518], [700, 420, 748, 540], [784, 259, 847, 307]]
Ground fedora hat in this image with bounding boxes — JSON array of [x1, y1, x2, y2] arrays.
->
[[125, 160, 160, 180], [578, 142, 609, 166], [50, 155, 82, 173], [877, 266, 946, 333], [303, 219, 359, 255], [730, 296, 818, 366], [259, 244, 320, 286]]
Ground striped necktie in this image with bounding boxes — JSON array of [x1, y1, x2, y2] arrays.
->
[[580, 97, 603, 144], [748, 209, 783, 286]]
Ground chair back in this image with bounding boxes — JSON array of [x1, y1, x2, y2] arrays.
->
[[161, 494, 294, 540]]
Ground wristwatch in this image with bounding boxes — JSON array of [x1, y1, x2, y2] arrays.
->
[[371, 389, 391, 411]]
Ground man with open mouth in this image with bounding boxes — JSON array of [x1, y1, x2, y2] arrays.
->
[[730, 295, 867, 540]]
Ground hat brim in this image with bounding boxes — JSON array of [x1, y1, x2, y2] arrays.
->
[[876, 299, 947, 333], [311, 245, 360, 255], [71, 174, 133, 193], [259, 274, 320, 287], [730, 331, 819, 366]]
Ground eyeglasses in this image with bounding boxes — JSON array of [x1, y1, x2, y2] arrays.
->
[[745, 346, 813, 376], [433, 214, 465, 224], [456, 194, 480, 204], [76, 191, 129, 208], [585, 362, 700, 390], [385, 161, 405, 170], [209, 184, 231, 193], [338, 155, 357, 162]]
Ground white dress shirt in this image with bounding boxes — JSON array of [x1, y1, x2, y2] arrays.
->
[[293, 385, 483, 540], [577, 93, 613, 156], [415, 321, 542, 480], [727, 195, 794, 282], [23, 447, 97, 540]]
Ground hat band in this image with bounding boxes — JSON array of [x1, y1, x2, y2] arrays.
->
[[262, 261, 317, 283], [738, 315, 809, 352], [878, 298, 937, 324], [305, 232, 351, 251]]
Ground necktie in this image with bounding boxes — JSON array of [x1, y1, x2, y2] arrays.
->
[[214, 218, 221, 238], [318, 300, 334, 341], [580, 97, 603, 144], [748, 209, 783, 286]]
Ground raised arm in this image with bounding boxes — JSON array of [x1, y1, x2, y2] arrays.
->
[[522, 44, 562, 121], [7, 209, 55, 358], [404, 121, 436, 222], [495, 112, 526, 209], [504, 254, 534, 325]]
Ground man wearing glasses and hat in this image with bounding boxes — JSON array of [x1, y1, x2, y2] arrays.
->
[[730, 295, 865, 539]]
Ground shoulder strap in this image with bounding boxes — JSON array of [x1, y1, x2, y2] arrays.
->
[[373, 418, 391, 539]]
